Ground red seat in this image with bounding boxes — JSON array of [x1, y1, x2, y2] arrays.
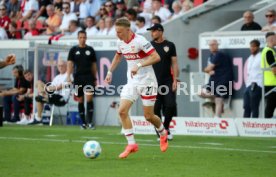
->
[[194, 0, 204, 7]]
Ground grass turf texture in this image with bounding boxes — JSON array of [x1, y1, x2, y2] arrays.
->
[[0, 125, 276, 177]]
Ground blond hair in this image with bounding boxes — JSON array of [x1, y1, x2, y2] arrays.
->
[[115, 17, 131, 28]]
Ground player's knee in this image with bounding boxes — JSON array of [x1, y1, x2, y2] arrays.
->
[[118, 108, 128, 119], [144, 112, 154, 121]]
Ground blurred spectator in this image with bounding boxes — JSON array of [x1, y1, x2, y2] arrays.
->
[[0, 65, 28, 123], [138, 0, 152, 26], [33, 0, 51, 22], [70, 0, 81, 17], [135, 16, 147, 34], [45, 4, 61, 35], [104, 16, 116, 35], [96, 18, 106, 35], [67, 20, 82, 36], [53, 0, 63, 15], [89, 0, 101, 17], [16, 69, 34, 124], [151, 15, 161, 24], [24, 19, 39, 39], [241, 11, 261, 31], [262, 9, 276, 32], [127, 0, 139, 10], [59, 2, 78, 33], [165, 0, 174, 13], [21, 0, 39, 22], [115, 0, 126, 19], [85, 16, 98, 36], [105, 0, 115, 18], [95, 5, 108, 21], [199, 39, 233, 118], [79, 0, 90, 23], [0, 27, 7, 39], [125, 8, 137, 32], [170, 1, 183, 19], [8, 21, 21, 39], [181, 0, 193, 13], [243, 40, 262, 118], [152, 0, 171, 22], [7, 0, 20, 21], [0, 5, 11, 30]]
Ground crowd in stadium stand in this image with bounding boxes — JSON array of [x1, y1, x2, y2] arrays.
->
[[0, 0, 209, 39]]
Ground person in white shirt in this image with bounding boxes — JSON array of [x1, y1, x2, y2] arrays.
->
[[78, 0, 90, 23], [21, 0, 39, 22], [96, 18, 106, 35], [152, 0, 171, 22], [135, 16, 148, 34], [59, 2, 78, 32], [85, 16, 98, 36], [0, 27, 7, 39], [243, 39, 262, 118], [67, 20, 82, 36], [171, 1, 183, 19], [103, 16, 116, 36], [29, 59, 71, 125], [262, 9, 276, 32]]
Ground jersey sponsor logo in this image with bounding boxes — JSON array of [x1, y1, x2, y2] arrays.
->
[[85, 50, 91, 55], [75, 51, 80, 55], [143, 43, 152, 50], [123, 53, 141, 60], [163, 46, 169, 53]]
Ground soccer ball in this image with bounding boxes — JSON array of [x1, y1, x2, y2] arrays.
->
[[83, 140, 102, 159]]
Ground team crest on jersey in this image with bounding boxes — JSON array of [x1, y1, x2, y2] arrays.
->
[[85, 50, 91, 55], [76, 51, 80, 55], [163, 46, 169, 53]]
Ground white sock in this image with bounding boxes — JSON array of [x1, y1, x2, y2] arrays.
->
[[156, 124, 166, 136], [36, 117, 42, 121], [124, 129, 136, 145]]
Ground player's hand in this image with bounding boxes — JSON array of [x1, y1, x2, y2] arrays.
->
[[104, 72, 112, 84], [209, 70, 215, 76], [131, 65, 139, 78], [172, 80, 178, 92], [5, 54, 16, 65], [17, 95, 25, 101]]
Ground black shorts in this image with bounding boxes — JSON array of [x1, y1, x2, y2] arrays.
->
[[73, 75, 95, 97]]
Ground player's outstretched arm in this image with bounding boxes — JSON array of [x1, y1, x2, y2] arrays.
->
[[104, 53, 122, 84]]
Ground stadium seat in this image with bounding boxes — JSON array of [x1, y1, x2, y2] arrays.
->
[[194, 0, 204, 7]]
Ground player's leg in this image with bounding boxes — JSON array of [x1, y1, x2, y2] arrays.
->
[[143, 105, 168, 152], [118, 99, 139, 158], [214, 97, 224, 118], [118, 84, 139, 158], [163, 90, 176, 140], [154, 94, 162, 139], [85, 93, 95, 129]]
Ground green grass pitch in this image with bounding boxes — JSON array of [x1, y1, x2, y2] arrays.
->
[[0, 125, 276, 177]]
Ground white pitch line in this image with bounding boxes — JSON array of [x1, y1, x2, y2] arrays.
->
[[199, 142, 224, 146], [0, 136, 276, 154]]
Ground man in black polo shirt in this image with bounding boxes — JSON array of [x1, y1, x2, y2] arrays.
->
[[147, 23, 179, 141], [67, 30, 97, 129]]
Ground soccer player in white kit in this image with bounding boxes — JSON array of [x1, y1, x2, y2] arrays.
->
[[105, 18, 169, 159]]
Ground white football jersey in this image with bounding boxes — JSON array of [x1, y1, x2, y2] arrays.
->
[[117, 33, 156, 82]]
